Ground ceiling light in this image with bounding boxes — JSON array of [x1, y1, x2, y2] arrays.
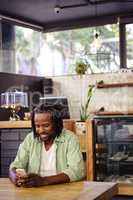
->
[[91, 31, 101, 52]]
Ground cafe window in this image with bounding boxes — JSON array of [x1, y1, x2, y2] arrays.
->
[[41, 24, 119, 75], [0, 21, 119, 76]]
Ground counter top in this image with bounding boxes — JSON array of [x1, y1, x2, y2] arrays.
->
[[0, 120, 31, 129], [0, 119, 75, 129]]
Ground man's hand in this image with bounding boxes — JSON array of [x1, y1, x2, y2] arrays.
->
[[9, 168, 23, 187], [20, 174, 46, 187], [10, 169, 70, 187]]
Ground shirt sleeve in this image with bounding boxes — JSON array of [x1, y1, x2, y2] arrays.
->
[[9, 133, 32, 171], [62, 133, 85, 182]]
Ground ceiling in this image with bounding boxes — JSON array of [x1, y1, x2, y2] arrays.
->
[[0, 0, 133, 32]]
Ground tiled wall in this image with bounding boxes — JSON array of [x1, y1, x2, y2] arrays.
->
[[48, 72, 133, 120], [0, 128, 31, 177]]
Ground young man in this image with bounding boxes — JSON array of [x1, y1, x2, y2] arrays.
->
[[9, 104, 85, 187]]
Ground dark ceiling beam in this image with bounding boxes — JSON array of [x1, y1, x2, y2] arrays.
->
[[57, 0, 133, 9], [60, 3, 89, 9], [88, 0, 133, 4], [42, 15, 117, 33]]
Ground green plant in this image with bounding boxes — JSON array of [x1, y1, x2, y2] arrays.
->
[[75, 60, 89, 77], [80, 85, 95, 121]]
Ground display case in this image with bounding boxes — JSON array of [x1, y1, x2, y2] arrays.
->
[[93, 116, 133, 195]]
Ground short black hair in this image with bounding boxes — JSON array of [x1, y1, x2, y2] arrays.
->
[[31, 104, 63, 138]]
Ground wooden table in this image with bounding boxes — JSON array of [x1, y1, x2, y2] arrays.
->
[[0, 179, 118, 200]]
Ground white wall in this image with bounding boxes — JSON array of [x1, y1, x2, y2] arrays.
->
[[47, 72, 133, 120]]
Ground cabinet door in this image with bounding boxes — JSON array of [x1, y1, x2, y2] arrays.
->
[[0, 128, 31, 177]]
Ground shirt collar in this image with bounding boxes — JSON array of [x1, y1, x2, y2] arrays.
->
[[55, 128, 66, 143]]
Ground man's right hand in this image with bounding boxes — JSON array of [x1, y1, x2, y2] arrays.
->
[[9, 168, 27, 187]]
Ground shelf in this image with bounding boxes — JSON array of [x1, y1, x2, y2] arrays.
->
[[97, 82, 133, 89], [95, 144, 106, 153], [94, 111, 133, 116], [96, 144, 106, 149], [101, 140, 133, 144], [105, 175, 133, 185]]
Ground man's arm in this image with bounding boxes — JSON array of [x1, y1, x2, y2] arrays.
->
[[14, 173, 70, 187], [42, 173, 70, 185]]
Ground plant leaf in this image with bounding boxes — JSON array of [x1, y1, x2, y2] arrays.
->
[[80, 85, 95, 121]]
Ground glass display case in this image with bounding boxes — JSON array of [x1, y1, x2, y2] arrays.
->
[[94, 116, 133, 184]]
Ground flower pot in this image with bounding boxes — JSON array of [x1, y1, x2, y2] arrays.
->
[[75, 121, 86, 151], [75, 121, 86, 135]]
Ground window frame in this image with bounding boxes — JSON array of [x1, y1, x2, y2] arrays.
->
[[119, 16, 133, 69]]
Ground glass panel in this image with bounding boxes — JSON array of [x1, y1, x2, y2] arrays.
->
[[126, 24, 133, 68], [15, 26, 42, 76], [95, 117, 133, 183], [0, 21, 119, 76], [43, 24, 119, 75]]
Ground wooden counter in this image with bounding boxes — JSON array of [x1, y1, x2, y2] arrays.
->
[[0, 120, 75, 129], [0, 179, 118, 200], [0, 120, 31, 129]]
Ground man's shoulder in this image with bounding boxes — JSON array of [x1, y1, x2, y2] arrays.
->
[[23, 132, 35, 143], [61, 128, 78, 141]]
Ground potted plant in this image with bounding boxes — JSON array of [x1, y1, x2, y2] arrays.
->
[[80, 85, 95, 121], [75, 85, 95, 151], [75, 59, 89, 77], [75, 85, 95, 140]]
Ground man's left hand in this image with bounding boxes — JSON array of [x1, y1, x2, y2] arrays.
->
[[21, 174, 44, 187]]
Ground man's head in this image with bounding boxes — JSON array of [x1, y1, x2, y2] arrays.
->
[[31, 104, 63, 140]]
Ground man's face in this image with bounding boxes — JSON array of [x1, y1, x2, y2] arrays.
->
[[35, 112, 55, 142]]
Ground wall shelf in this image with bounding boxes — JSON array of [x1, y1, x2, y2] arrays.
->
[[97, 82, 133, 89], [94, 111, 133, 116]]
